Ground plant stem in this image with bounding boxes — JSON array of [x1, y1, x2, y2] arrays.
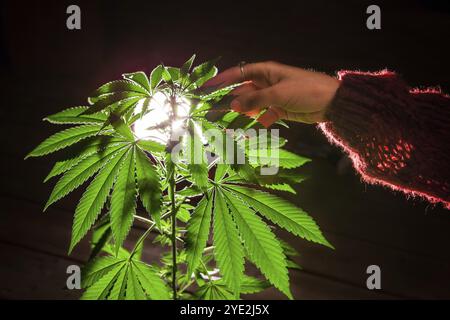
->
[[168, 170, 177, 300], [200, 260, 212, 280], [203, 246, 215, 254], [178, 279, 195, 295], [133, 215, 153, 225], [130, 223, 155, 258], [166, 90, 180, 300]]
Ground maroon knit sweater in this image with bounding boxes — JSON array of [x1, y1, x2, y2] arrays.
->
[[318, 70, 450, 209]]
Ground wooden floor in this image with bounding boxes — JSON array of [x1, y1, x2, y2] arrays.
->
[[1, 0, 449, 299]]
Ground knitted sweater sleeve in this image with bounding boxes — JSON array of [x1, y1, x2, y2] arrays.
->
[[318, 70, 450, 209]]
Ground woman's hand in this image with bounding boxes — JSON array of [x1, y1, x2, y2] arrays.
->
[[205, 61, 340, 126]]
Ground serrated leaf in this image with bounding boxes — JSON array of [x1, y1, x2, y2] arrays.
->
[[110, 148, 137, 253], [224, 168, 305, 189], [82, 256, 124, 288], [205, 125, 258, 183], [275, 119, 290, 128], [102, 243, 132, 259], [189, 58, 219, 88], [191, 83, 223, 96], [112, 96, 144, 117], [132, 238, 144, 262], [186, 193, 213, 276], [162, 66, 172, 83], [213, 190, 244, 295], [108, 265, 129, 300], [150, 65, 164, 91], [204, 108, 235, 124], [132, 261, 171, 300], [109, 114, 135, 141], [181, 54, 196, 77], [122, 72, 151, 93], [221, 188, 292, 299], [278, 240, 302, 269], [26, 125, 105, 158], [239, 276, 270, 294], [262, 183, 296, 194], [89, 217, 112, 261], [177, 185, 202, 197], [44, 137, 126, 182], [81, 263, 124, 300], [247, 149, 310, 169], [84, 93, 146, 115], [245, 131, 287, 150], [44, 107, 108, 124], [135, 148, 162, 224], [89, 80, 148, 104], [200, 83, 242, 101], [214, 164, 228, 182], [45, 154, 91, 184], [224, 185, 332, 248], [286, 259, 302, 270], [197, 282, 236, 300], [226, 113, 262, 130], [44, 143, 128, 210], [279, 239, 300, 257], [137, 139, 165, 153], [177, 204, 191, 223], [70, 147, 131, 253], [166, 67, 180, 82], [186, 122, 208, 190], [126, 266, 147, 300], [216, 275, 269, 295]]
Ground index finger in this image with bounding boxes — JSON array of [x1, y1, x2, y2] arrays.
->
[[204, 62, 270, 88], [203, 66, 242, 88]]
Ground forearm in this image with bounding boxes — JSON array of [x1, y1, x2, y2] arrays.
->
[[319, 70, 450, 208]]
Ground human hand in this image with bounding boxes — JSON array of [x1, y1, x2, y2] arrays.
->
[[205, 61, 340, 126]]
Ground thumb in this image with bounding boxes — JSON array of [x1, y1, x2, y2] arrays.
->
[[230, 86, 280, 113]]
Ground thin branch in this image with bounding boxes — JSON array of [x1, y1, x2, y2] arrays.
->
[[130, 223, 155, 258], [178, 279, 195, 295], [133, 215, 153, 225], [203, 246, 215, 254]]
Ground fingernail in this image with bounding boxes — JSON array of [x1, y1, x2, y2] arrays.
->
[[257, 115, 272, 128], [257, 109, 277, 128], [230, 100, 241, 112]]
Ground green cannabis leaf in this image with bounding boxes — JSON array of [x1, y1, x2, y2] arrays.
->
[[27, 55, 332, 300], [81, 249, 170, 300], [212, 189, 244, 295]]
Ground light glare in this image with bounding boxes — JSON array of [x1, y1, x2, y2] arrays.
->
[[133, 92, 190, 144]]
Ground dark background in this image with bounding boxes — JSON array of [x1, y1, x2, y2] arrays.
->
[[0, 0, 449, 299]]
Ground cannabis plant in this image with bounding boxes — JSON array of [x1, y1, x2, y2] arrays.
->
[[26, 55, 332, 300]]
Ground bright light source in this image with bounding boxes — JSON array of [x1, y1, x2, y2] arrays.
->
[[133, 91, 190, 144]]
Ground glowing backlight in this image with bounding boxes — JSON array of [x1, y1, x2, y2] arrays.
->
[[133, 91, 190, 144]]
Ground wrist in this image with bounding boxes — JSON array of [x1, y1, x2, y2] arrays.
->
[[317, 76, 340, 122]]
